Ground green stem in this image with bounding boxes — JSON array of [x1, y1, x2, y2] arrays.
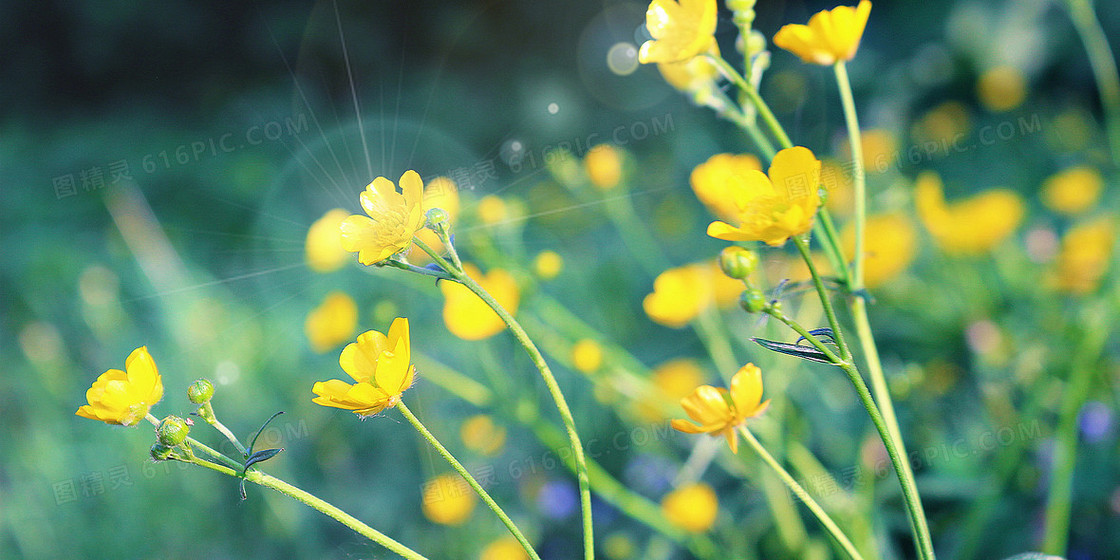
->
[[413, 236, 595, 560], [197, 402, 248, 457], [833, 62, 866, 291], [834, 59, 934, 560], [761, 305, 933, 559], [1066, 0, 1120, 165], [694, 307, 740, 379], [724, 105, 778, 160], [793, 236, 852, 361], [249, 470, 428, 559], [602, 189, 672, 279], [711, 53, 850, 289], [839, 357, 933, 560], [709, 55, 793, 150], [384, 259, 457, 282], [817, 206, 852, 287], [1042, 307, 1111, 554], [173, 450, 427, 558], [530, 420, 721, 560], [737, 426, 866, 560], [763, 306, 844, 366], [396, 401, 540, 560]]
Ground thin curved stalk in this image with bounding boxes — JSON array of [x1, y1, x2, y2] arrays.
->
[[396, 401, 540, 560], [167, 439, 427, 559], [413, 236, 595, 560], [738, 426, 866, 560]]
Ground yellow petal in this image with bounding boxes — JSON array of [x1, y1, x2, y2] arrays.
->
[[729, 363, 764, 416], [767, 146, 821, 207], [339, 331, 385, 383], [706, 220, 752, 241], [680, 385, 732, 428], [671, 418, 707, 434]]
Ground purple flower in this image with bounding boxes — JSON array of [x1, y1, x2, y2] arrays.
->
[[536, 479, 578, 520], [1078, 401, 1113, 443]]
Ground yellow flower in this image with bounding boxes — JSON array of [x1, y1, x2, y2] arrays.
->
[[480, 537, 529, 560], [773, 1, 872, 65], [643, 262, 743, 328], [657, 40, 721, 93], [533, 250, 564, 280], [635, 358, 707, 422], [477, 195, 509, 226], [643, 264, 709, 328], [571, 339, 604, 373], [671, 363, 770, 454], [977, 66, 1026, 112], [842, 212, 918, 288], [654, 358, 706, 400], [76, 346, 164, 426], [603, 533, 637, 560], [441, 263, 520, 340], [304, 292, 358, 353], [846, 128, 896, 174], [460, 414, 507, 456], [421, 473, 476, 525], [661, 483, 719, 533], [915, 171, 1025, 255], [584, 145, 624, 190], [637, 0, 718, 64], [911, 101, 971, 146], [708, 260, 745, 308], [820, 159, 853, 216], [706, 146, 822, 246], [408, 176, 462, 263], [340, 170, 425, 265], [1051, 217, 1114, 295], [305, 209, 350, 273], [311, 318, 415, 417], [690, 153, 763, 223], [1042, 166, 1103, 216]]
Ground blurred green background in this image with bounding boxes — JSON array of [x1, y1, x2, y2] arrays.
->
[[2, 0, 1119, 559]]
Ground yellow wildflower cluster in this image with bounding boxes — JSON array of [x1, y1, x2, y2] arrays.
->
[[304, 291, 358, 353], [584, 145, 624, 190], [842, 213, 918, 288], [421, 473, 477, 525], [661, 482, 719, 533], [1051, 218, 1115, 295], [305, 209, 351, 273], [915, 171, 1025, 255], [1041, 166, 1103, 216], [643, 261, 743, 328]]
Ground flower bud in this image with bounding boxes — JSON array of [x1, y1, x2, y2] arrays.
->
[[187, 379, 214, 404], [150, 443, 174, 461], [719, 246, 759, 280], [425, 207, 450, 231], [739, 289, 767, 314], [745, 30, 767, 57], [157, 415, 190, 447]]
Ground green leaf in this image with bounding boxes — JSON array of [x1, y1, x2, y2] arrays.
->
[[796, 327, 836, 346], [245, 448, 284, 470], [751, 337, 835, 364], [247, 411, 285, 457]]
